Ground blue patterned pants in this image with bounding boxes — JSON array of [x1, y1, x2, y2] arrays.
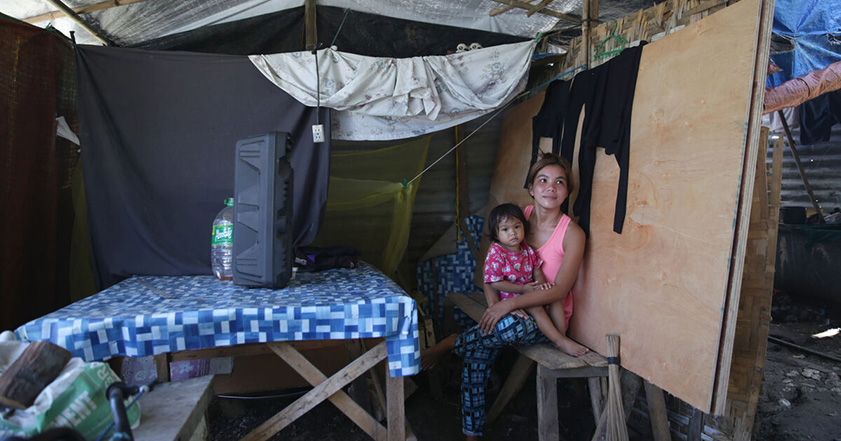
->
[[452, 314, 548, 436]]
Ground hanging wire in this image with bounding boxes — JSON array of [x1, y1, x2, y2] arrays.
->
[[330, 8, 351, 48], [405, 63, 587, 186], [406, 93, 525, 187]]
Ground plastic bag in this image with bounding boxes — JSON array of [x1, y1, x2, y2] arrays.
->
[[0, 337, 140, 440]]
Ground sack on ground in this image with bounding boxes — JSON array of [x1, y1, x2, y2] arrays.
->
[[0, 339, 140, 439]]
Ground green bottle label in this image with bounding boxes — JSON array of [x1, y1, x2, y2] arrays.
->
[[212, 224, 233, 245]]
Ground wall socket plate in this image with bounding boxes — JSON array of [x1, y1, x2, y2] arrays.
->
[[312, 124, 325, 143]]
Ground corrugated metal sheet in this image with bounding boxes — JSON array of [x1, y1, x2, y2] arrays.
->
[[768, 125, 841, 216]]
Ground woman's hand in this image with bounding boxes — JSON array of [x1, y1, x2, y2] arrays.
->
[[479, 300, 513, 335]]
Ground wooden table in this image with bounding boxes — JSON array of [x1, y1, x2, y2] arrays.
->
[[16, 264, 419, 441]]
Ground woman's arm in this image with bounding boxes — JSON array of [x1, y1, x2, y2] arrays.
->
[[479, 222, 585, 334], [489, 280, 540, 294]]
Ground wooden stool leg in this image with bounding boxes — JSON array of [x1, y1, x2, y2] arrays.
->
[[537, 365, 560, 441], [487, 354, 535, 424], [588, 377, 604, 426], [643, 380, 670, 441]]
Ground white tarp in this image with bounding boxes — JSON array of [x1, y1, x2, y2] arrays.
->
[[250, 40, 536, 140]]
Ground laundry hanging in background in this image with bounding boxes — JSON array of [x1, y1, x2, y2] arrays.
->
[[530, 43, 646, 235], [249, 41, 535, 141]]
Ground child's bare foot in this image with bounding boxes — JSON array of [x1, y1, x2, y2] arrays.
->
[[554, 336, 589, 357], [421, 333, 458, 370]]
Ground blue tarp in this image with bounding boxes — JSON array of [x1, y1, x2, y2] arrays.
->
[[767, 0, 841, 87]]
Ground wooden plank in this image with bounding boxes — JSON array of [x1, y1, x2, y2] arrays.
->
[[23, 0, 150, 24], [0, 341, 71, 409], [448, 293, 606, 370], [386, 370, 405, 441], [134, 375, 216, 441], [267, 342, 388, 441], [486, 0, 581, 22], [241, 341, 388, 441], [167, 339, 350, 362], [537, 365, 560, 441], [562, 0, 764, 413]]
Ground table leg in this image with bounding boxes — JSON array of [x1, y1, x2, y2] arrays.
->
[[240, 341, 388, 441], [386, 367, 405, 441]]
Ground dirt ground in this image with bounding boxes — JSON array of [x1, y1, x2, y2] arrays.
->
[[208, 291, 841, 441]]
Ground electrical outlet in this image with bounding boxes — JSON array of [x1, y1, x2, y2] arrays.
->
[[312, 124, 325, 143]]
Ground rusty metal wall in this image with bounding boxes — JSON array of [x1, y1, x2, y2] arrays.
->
[[769, 126, 841, 216]]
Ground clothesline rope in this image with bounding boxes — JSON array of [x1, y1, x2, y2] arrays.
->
[[405, 63, 588, 186]]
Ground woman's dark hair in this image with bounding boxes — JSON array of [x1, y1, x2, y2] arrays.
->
[[526, 152, 574, 194], [487, 203, 527, 243]]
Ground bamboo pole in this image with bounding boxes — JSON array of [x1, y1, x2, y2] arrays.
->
[[44, 0, 111, 45], [305, 0, 317, 51], [778, 110, 825, 223]]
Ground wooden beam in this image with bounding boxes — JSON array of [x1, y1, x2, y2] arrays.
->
[[24, 0, 149, 24], [241, 341, 388, 441], [527, 0, 556, 17], [305, 0, 317, 51], [268, 342, 388, 441], [44, 0, 112, 45], [486, 0, 580, 23]]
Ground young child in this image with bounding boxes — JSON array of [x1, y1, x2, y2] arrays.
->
[[483, 203, 573, 354]]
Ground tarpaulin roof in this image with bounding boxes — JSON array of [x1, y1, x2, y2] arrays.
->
[[767, 0, 841, 87], [1, 0, 660, 51]]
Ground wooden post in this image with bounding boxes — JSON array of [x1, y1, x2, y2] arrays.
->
[[537, 365, 560, 441], [582, 0, 591, 67], [386, 367, 405, 441], [304, 0, 317, 51], [455, 125, 470, 236], [643, 381, 670, 441]]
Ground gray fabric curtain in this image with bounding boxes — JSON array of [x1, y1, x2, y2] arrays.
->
[[76, 45, 330, 290]]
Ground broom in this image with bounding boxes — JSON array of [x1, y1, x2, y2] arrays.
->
[[604, 334, 628, 441]]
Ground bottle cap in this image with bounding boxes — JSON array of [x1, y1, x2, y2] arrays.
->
[[224, 197, 234, 206]]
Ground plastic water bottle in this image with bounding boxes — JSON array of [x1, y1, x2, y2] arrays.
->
[[211, 197, 234, 280]]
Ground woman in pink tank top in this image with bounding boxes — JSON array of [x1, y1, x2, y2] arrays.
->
[[422, 153, 588, 440]]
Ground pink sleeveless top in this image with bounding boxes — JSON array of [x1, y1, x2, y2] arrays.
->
[[523, 205, 574, 326]]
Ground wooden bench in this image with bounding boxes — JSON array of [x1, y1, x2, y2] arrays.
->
[[449, 292, 673, 441], [449, 292, 610, 441], [133, 375, 216, 441]]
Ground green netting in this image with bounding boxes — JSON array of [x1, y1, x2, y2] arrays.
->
[[311, 136, 431, 277]]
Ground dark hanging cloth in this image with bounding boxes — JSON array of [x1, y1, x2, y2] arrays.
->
[[530, 43, 646, 235], [799, 90, 841, 145], [76, 45, 331, 290]]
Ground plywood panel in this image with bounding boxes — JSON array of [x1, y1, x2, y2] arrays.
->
[[567, 0, 763, 413]]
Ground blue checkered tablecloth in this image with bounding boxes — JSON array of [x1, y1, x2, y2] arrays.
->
[[15, 263, 419, 377]]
